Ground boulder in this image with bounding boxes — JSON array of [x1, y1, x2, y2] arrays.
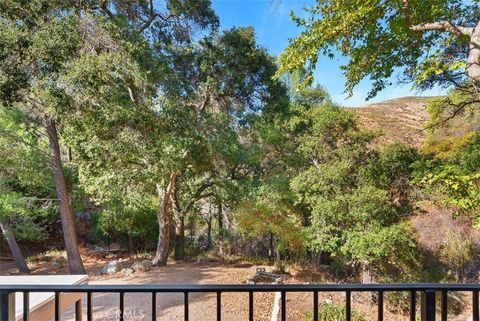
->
[[100, 260, 122, 275], [132, 261, 145, 273], [132, 260, 153, 273], [142, 260, 153, 271], [120, 268, 134, 277]]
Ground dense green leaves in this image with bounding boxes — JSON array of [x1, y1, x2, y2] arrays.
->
[[289, 97, 419, 274], [279, 0, 478, 97]]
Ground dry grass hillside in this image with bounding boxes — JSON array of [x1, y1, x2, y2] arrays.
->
[[352, 96, 439, 147]]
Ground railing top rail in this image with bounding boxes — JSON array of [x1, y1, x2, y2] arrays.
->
[[1, 283, 480, 292]]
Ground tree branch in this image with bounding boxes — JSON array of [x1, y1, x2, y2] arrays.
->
[[410, 21, 473, 37], [126, 78, 139, 104], [422, 98, 480, 130], [138, 0, 175, 32], [172, 178, 214, 219]]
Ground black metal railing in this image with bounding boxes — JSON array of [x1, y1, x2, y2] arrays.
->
[[1, 283, 480, 321]]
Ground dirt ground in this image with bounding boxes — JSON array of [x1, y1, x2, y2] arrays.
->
[[58, 261, 409, 321], [0, 250, 476, 321]]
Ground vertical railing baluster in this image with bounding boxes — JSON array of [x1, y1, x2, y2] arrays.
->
[[217, 291, 221, 321], [421, 290, 436, 321], [313, 290, 318, 321], [152, 292, 157, 321], [75, 299, 82, 321], [378, 291, 384, 321], [281, 291, 286, 321], [441, 291, 447, 321], [119, 292, 125, 321], [473, 290, 479, 321], [55, 292, 61, 321], [249, 291, 254, 321], [410, 290, 416, 321], [0, 291, 13, 321], [87, 292, 92, 321], [23, 291, 29, 321], [346, 290, 351, 321], [184, 292, 189, 321]]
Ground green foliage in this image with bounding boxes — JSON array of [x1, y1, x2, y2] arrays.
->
[[0, 191, 46, 241], [278, 0, 478, 97], [418, 123, 480, 218], [89, 194, 158, 243], [235, 177, 305, 254], [5, 0, 477, 289], [304, 303, 369, 321], [416, 89, 480, 224], [421, 170, 480, 213], [291, 99, 420, 275], [362, 144, 420, 191], [0, 108, 54, 241]]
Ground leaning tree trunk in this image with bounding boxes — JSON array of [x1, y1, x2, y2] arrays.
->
[[0, 221, 30, 273], [45, 117, 85, 274], [152, 173, 177, 267]]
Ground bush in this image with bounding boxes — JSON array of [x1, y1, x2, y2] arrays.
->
[[304, 303, 369, 321], [438, 231, 475, 281]]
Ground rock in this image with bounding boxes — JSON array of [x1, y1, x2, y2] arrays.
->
[[52, 257, 66, 269], [132, 261, 145, 273], [120, 268, 134, 277], [100, 260, 122, 275], [109, 243, 121, 251], [132, 260, 153, 273], [94, 245, 107, 252], [142, 260, 153, 271], [105, 253, 117, 259]]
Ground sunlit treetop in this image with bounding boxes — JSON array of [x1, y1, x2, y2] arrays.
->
[[278, 0, 480, 99]]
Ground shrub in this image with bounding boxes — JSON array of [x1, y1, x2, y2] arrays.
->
[[438, 231, 475, 282], [304, 303, 369, 321]]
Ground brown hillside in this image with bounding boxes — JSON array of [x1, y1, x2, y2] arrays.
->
[[352, 96, 438, 147]]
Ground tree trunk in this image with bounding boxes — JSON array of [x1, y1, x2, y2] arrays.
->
[[0, 221, 30, 273], [361, 260, 375, 303], [217, 202, 225, 256], [269, 233, 274, 258], [189, 220, 195, 243], [128, 233, 134, 256], [217, 202, 224, 240], [274, 244, 284, 273], [467, 20, 480, 81], [152, 173, 177, 267], [45, 117, 85, 274], [174, 216, 186, 260], [206, 216, 212, 250], [67, 146, 72, 162]]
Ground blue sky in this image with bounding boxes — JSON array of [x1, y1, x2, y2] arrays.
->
[[211, 0, 445, 107]]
